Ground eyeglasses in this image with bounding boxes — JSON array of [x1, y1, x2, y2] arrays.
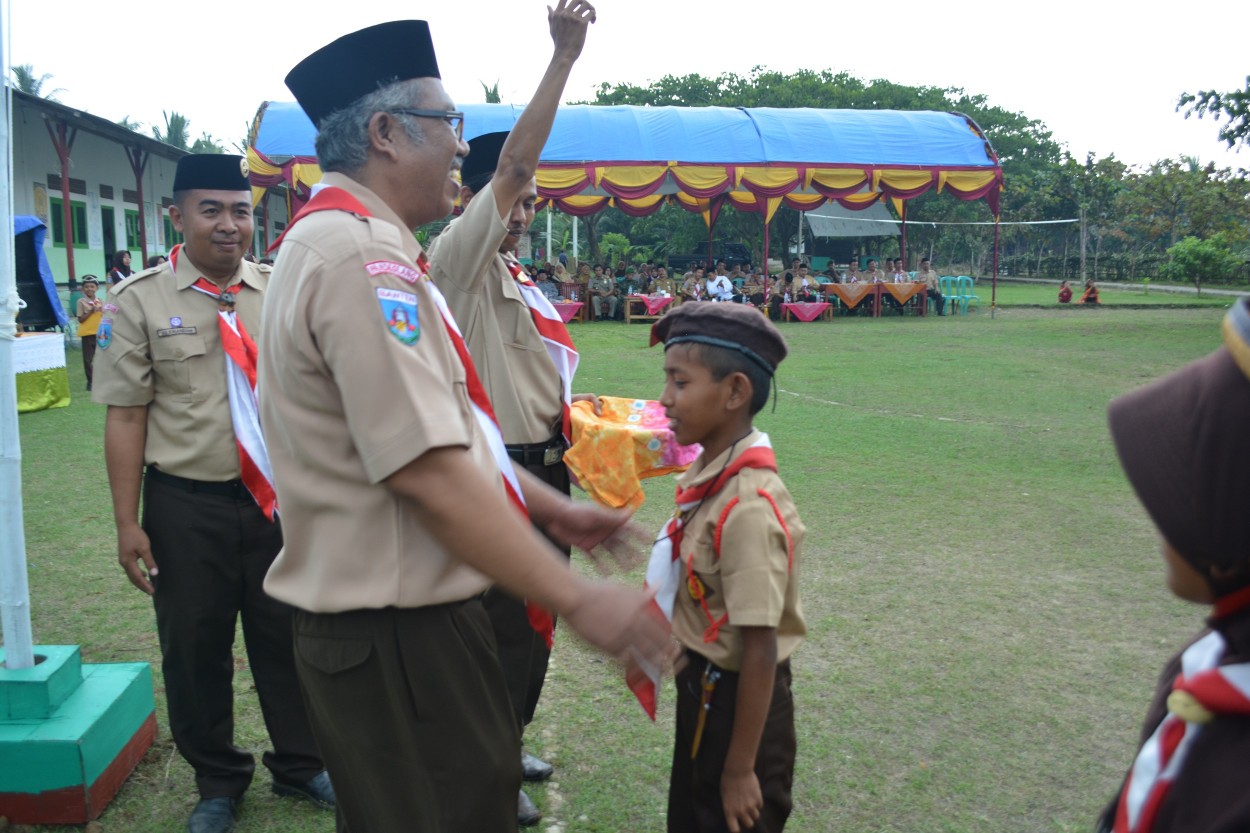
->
[[388, 108, 464, 140]]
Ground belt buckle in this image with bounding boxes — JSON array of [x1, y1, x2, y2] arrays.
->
[[543, 445, 563, 466]]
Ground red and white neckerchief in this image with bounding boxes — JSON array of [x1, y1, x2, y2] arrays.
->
[[176, 245, 279, 520], [627, 433, 778, 719], [503, 256, 579, 443], [276, 187, 554, 645], [1114, 589, 1250, 833]]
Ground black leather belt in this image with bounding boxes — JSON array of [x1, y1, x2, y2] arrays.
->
[[505, 436, 566, 467], [145, 466, 252, 500]]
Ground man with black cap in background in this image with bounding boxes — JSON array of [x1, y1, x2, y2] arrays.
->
[[93, 154, 332, 833], [425, 2, 596, 824], [267, 6, 666, 832]]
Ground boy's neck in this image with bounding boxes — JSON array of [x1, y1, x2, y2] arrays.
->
[[697, 418, 756, 466]]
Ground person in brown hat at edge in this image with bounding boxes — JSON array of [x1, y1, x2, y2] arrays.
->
[[1096, 295, 1250, 833], [92, 154, 332, 833], [264, 8, 667, 832], [425, 2, 598, 824]]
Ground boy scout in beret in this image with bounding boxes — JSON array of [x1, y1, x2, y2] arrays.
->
[[93, 154, 330, 833], [425, 4, 598, 822], [266, 13, 666, 832], [1097, 296, 1250, 833], [645, 303, 806, 833]]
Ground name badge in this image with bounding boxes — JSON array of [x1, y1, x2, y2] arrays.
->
[[157, 326, 198, 337]]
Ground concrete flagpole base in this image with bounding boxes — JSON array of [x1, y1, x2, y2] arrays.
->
[[0, 645, 155, 824]]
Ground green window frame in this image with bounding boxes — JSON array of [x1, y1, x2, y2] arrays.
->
[[124, 209, 142, 250], [49, 197, 88, 248]]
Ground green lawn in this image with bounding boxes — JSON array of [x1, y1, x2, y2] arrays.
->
[[13, 305, 1231, 832], [973, 280, 1239, 308]]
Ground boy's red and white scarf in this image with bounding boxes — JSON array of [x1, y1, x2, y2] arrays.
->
[[1114, 618, 1250, 832], [627, 433, 777, 719], [503, 256, 578, 443], [177, 245, 278, 520], [275, 188, 553, 644]]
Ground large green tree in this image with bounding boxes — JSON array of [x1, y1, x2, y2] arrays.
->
[[1179, 76, 1250, 150]]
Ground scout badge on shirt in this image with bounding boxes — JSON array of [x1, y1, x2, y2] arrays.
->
[[376, 287, 420, 345], [97, 319, 113, 350]]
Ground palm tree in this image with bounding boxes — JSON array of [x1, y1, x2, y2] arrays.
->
[[116, 116, 143, 132], [11, 64, 64, 100], [152, 111, 191, 150], [482, 80, 501, 103]]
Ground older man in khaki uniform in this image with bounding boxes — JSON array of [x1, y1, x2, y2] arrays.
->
[[93, 154, 330, 833], [266, 11, 665, 832]]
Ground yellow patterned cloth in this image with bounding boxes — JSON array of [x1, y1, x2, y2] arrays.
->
[[566, 396, 701, 509]]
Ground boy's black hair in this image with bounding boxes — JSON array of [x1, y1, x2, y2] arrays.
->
[[681, 342, 772, 415]]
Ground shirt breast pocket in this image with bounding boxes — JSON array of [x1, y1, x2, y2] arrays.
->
[[151, 335, 209, 403]]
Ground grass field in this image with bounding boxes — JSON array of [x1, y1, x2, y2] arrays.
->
[[11, 298, 1240, 832]]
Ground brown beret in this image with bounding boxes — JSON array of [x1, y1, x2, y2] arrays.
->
[[650, 302, 788, 375], [1108, 299, 1250, 589]]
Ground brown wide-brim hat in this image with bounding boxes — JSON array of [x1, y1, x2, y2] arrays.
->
[[1108, 341, 1250, 585], [650, 302, 787, 375]]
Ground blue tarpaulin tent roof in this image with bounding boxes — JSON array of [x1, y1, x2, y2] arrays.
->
[[253, 102, 998, 169]]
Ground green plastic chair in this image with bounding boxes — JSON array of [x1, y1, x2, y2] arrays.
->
[[939, 276, 962, 315], [957, 276, 981, 313]]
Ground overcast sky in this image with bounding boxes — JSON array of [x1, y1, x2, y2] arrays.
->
[[9, 0, 1248, 172]]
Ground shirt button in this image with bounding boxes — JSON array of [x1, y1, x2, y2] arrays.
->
[[175, 349, 185, 358]]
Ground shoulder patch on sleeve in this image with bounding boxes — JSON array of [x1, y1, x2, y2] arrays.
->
[[366, 260, 425, 285], [377, 287, 420, 345]]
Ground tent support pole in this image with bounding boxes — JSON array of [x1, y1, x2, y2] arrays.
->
[[900, 200, 907, 268], [991, 212, 1000, 319]]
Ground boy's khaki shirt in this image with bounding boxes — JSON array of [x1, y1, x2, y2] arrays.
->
[[671, 430, 806, 671]]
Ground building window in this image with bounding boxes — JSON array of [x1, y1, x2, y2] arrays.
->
[[49, 197, 88, 248], [124, 209, 142, 250]]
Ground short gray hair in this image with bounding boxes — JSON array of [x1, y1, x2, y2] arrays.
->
[[315, 79, 426, 174]]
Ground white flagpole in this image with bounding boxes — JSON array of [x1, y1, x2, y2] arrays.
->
[[0, 0, 36, 670]]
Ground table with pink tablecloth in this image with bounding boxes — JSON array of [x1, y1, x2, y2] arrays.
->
[[553, 301, 583, 323], [624, 294, 674, 322], [781, 302, 831, 322]]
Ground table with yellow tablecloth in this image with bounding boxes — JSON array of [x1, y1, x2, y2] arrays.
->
[[13, 332, 70, 413], [565, 396, 701, 509]]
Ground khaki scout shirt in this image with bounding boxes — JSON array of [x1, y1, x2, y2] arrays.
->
[[258, 173, 497, 612], [92, 253, 268, 481], [671, 430, 806, 671], [650, 277, 676, 296], [427, 181, 563, 445], [917, 268, 940, 292]]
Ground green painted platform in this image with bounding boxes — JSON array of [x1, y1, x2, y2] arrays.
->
[[0, 645, 156, 824]]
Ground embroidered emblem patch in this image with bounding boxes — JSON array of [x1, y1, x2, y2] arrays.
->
[[170, 316, 183, 327], [365, 260, 425, 284], [377, 287, 420, 345], [240, 156, 250, 179], [686, 571, 712, 602], [97, 319, 113, 350]]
